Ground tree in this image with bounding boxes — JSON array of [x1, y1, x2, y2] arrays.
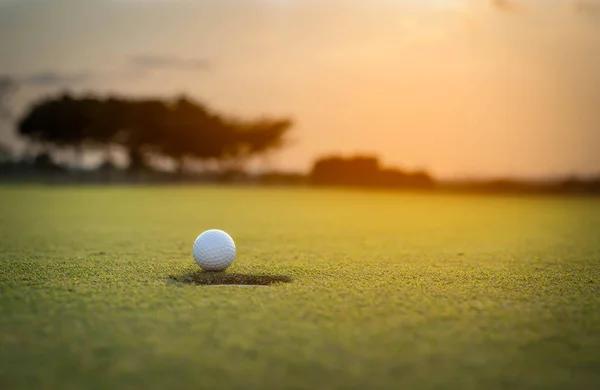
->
[[0, 75, 17, 120], [18, 93, 94, 164], [159, 96, 229, 174], [117, 99, 169, 172], [84, 97, 126, 164], [0, 76, 18, 162], [223, 117, 293, 170], [310, 155, 434, 189], [311, 155, 380, 186], [0, 141, 13, 163], [16, 93, 293, 175]]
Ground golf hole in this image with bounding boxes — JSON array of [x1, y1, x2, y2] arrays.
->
[[168, 271, 293, 286]]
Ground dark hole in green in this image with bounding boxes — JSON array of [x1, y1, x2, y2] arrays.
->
[[168, 271, 293, 286]]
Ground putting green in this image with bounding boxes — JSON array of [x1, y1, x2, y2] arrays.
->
[[1, 185, 599, 389]]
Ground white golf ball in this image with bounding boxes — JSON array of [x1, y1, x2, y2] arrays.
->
[[192, 229, 236, 271]]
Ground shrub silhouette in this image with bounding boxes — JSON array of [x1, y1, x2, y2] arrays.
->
[[310, 155, 434, 189]]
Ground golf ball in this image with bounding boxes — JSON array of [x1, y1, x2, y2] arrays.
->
[[192, 229, 236, 271]]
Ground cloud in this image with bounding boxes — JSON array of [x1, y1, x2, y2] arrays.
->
[[110, 0, 192, 3], [490, 0, 519, 12], [131, 55, 210, 71], [20, 71, 91, 87], [572, 0, 600, 15]]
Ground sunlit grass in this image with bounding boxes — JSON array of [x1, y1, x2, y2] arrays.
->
[[1, 186, 599, 390]]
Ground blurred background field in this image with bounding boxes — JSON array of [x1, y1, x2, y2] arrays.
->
[[1, 185, 599, 389]]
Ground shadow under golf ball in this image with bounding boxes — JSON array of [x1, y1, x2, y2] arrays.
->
[[168, 271, 293, 286]]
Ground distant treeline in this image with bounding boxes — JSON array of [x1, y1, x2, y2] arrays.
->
[[2, 147, 600, 195], [1, 90, 599, 195], [442, 177, 600, 196]]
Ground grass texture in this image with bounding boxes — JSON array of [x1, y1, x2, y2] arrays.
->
[[1, 185, 599, 390]]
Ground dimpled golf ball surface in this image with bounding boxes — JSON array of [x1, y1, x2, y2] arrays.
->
[[193, 229, 236, 271]]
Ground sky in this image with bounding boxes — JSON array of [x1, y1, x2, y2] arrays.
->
[[1, 0, 600, 179]]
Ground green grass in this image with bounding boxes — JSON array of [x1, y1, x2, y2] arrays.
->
[[1, 185, 599, 390]]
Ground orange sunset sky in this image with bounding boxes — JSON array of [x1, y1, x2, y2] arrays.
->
[[1, 0, 599, 179]]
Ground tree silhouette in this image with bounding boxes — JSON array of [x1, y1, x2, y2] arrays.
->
[[85, 97, 127, 164], [311, 155, 380, 186], [310, 155, 434, 189], [159, 96, 229, 174], [18, 94, 103, 164], [223, 117, 293, 170], [117, 99, 170, 172], [0, 75, 17, 120], [17, 93, 293, 174], [0, 141, 13, 163]]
